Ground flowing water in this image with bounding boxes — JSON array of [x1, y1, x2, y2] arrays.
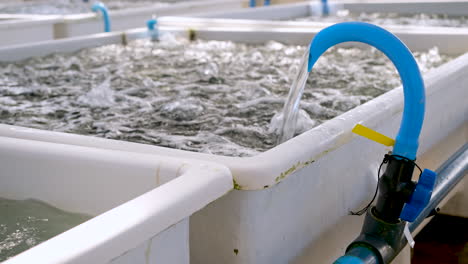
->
[[0, 198, 91, 262], [0, 36, 451, 157], [269, 49, 309, 144], [0, 0, 177, 14], [297, 10, 468, 28]]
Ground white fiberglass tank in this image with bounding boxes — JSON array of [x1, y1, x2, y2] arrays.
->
[[0, 15, 59, 47], [0, 136, 232, 263]]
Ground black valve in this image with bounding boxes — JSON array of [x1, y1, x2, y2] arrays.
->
[[373, 154, 417, 223]]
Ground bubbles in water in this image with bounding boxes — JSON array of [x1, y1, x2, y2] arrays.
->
[[77, 78, 115, 108], [0, 37, 452, 157], [269, 109, 316, 135], [160, 99, 205, 121], [0, 198, 91, 261]]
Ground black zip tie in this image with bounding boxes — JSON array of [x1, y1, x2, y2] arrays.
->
[[350, 154, 422, 216]]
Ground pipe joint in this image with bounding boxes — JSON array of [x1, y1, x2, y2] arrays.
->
[[347, 209, 407, 264]]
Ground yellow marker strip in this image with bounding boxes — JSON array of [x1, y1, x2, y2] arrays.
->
[[352, 124, 395, 147]]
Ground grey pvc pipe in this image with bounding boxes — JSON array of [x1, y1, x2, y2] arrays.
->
[[409, 143, 468, 232]]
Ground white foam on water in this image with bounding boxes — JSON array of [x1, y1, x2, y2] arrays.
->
[[0, 36, 452, 157]]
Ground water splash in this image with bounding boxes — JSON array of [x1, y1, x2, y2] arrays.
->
[[77, 78, 115, 107], [270, 49, 310, 143]]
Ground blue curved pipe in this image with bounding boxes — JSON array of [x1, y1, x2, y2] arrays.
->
[[308, 22, 425, 160], [147, 19, 157, 31], [321, 0, 329, 16], [92, 2, 111, 32], [264, 0, 271, 6], [147, 19, 159, 41], [250, 0, 256, 7]]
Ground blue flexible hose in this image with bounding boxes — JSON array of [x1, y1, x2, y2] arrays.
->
[[308, 22, 425, 160], [92, 2, 111, 32]]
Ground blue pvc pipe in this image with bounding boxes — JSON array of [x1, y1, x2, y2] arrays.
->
[[308, 22, 425, 160], [147, 19, 157, 30], [146, 19, 159, 41], [264, 0, 271, 6], [92, 2, 111, 32], [321, 0, 329, 16], [250, 0, 256, 7]]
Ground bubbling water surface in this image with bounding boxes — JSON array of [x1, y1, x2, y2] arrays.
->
[[0, 36, 451, 157]]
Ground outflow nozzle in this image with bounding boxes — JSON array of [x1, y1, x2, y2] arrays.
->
[[147, 19, 159, 41], [307, 22, 425, 160], [308, 22, 433, 264], [92, 2, 111, 33]]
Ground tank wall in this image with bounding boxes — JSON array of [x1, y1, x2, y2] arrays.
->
[[54, 0, 243, 39], [111, 219, 189, 264], [198, 2, 311, 20], [343, 1, 468, 16], [0, 136, 193, 216], [0, 20, 55, 47]]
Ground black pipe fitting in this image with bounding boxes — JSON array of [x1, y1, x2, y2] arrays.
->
[[374, 155, 416, 223], [344, 155, 418, 263]]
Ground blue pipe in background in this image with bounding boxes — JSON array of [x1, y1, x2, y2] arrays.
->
[[147, 19, 159, 41], [321, 0, 329, 16], [264, 0, 271, 6], [307, 22, 425, 160], [92, 2, 111, 32], [250, 0, 256, 7]]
